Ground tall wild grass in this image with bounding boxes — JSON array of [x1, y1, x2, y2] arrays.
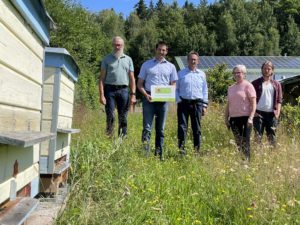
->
[[55, 103, 300, 225]]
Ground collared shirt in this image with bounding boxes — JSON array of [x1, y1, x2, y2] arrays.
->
[[101, 53, 134, 86], [176, 68, 208, 106], [138, 58, 178, 92]]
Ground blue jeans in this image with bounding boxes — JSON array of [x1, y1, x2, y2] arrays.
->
[[177, 100, 203, 153], [104, 85, 129, 136], [141, 98, 168, 155]]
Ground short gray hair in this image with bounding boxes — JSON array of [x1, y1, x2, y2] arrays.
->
[[112, 36, 124, 45], [233, 64, 247, 74], [187, 51, 199, 60]]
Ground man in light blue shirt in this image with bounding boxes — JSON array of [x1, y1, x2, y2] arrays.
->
[[176, 51, 208, 155], [137, 41, 178, 160]]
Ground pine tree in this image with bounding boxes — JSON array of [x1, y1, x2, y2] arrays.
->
[[134, 0, 148, 20], [156, 0, 164, 11]]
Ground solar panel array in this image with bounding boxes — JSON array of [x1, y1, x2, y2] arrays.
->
[[177, 56, 300, 69], [176, 56, 300, 81]]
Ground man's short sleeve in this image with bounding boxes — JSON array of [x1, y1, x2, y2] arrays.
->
[[129, 57, 134, 72], [101, 57, 107, 70], [170, 64, 178, 82], [138, 62, 147, 80]]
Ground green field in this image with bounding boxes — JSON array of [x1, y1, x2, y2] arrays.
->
[[55, 103, 300, 225]]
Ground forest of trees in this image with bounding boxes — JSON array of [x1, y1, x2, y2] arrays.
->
[[45, 0, 300, 108]]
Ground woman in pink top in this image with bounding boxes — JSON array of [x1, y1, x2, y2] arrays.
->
[[225, 65, 256, 161]]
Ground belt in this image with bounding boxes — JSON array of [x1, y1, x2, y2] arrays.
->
[[106, 84, 128, 89], [180, 97, 203, 104]]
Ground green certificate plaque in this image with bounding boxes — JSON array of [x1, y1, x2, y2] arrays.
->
[[151, 85, 175, 102]]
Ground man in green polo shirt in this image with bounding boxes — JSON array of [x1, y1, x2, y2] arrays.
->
[[99, 36, 136, 137]]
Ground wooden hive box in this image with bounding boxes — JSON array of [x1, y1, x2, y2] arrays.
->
[[40, 47, 80, 193], [0, 0, 54, 223]]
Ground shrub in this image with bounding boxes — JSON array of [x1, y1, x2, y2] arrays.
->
[[75, 69, 100, 109], [206, 64, 234, 103], [281, 96, 300, 134]]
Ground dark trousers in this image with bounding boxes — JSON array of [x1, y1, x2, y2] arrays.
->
[[229, 116, 252, 159], [104, 85, 129, 136], [177, 100, 203, 153], [253, 110, 278, 146]]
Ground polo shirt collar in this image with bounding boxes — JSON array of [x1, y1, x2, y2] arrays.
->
[[112, 53, 125, 59]]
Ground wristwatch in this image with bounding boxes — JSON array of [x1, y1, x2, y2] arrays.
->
[[130, 92, 136, 95]]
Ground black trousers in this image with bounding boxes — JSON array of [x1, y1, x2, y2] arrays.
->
[[177, 99, 203, 152], [253, 110, 278, 146], [229, 116, 252, 158]]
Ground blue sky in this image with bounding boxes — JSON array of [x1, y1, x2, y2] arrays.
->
[[79, 0, 214, 17]]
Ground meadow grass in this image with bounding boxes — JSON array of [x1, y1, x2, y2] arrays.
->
[[55, 104, 300, 225]]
